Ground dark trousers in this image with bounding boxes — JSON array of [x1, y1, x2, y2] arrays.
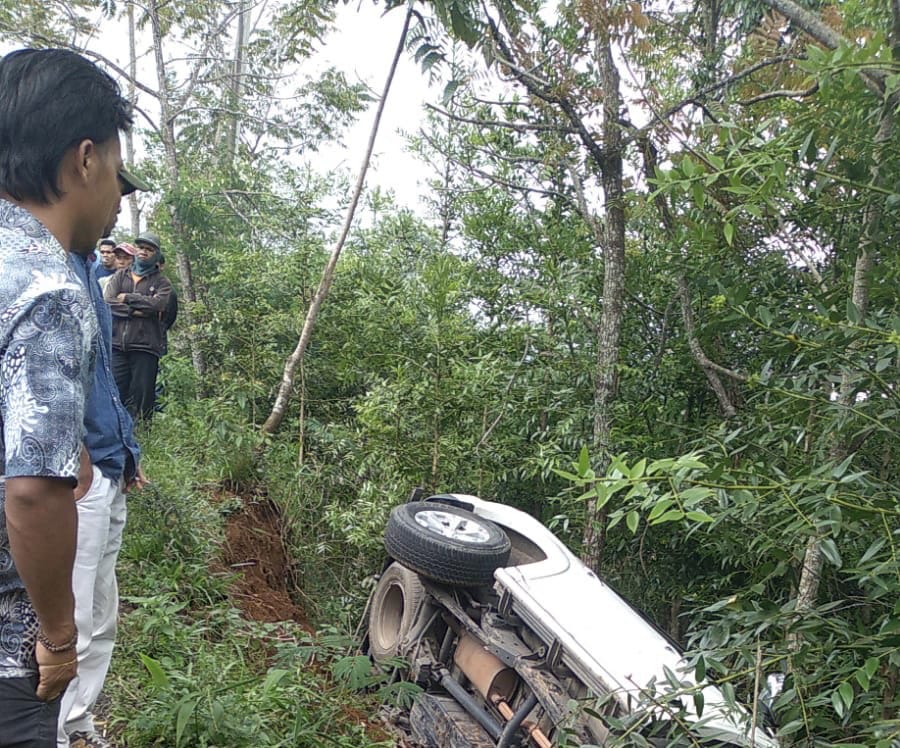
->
[[0, 677, 61, 747], [112, 349, 159, 421]]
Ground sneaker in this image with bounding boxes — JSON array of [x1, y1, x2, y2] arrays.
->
[[69, 731, 113, 748]]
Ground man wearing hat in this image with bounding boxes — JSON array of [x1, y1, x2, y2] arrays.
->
[[98, 243, 135, 293], [0, 47, 136, 746], [104, 230, 172, 421]]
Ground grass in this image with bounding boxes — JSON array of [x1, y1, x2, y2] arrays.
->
[[103, 403, 395, 747]]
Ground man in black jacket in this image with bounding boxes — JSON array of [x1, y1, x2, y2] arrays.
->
[[104, 231, 172, 421]]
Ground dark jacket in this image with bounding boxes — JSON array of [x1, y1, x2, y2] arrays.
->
[[104, 267, 173, 357]]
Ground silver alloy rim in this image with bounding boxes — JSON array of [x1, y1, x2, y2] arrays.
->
[[414, 509, 492, 544]]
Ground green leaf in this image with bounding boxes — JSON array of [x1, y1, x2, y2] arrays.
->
[[859, 538, 885, 564], [630, 458, 647, 480], [648, 498, 675, 521], [626, 510, 640, 534], [838, 681, 854, 712], [695, 656, 706, 682], [846, 298, 861, 323], [673, 455, 707, 470], [779, 718, 806, 736], [650, 509, 684, 525], [831, 688, 844, 718], [421, 51, 443, 71], [723, 221, 734, 246], [820, 538, 843, 569], [679, 486, 712, 504], [263, 668, 290, 693], [577, 445, 590, 476], [595, 483, 613, 509], [175, 698, 197, 747], [139, 654, 169, 688], [449, 5, 480, 46], [646, 458, 674, 475], [692, 181, 705, 208], [686, 510, 714, 523], [831, 453, 853, 478], [441, 79, 462, 105], [693, 689, 705, 718]]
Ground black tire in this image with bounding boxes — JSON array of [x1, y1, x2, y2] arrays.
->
[[368, 562, 427, 665], [384, 502, 511, 587]]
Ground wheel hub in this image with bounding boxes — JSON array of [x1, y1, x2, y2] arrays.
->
[[415, 509, 492, 544]]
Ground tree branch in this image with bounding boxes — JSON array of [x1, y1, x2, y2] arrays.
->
[[476, 340, 531, 449], [14, 31, 161, 100], [636, 55, 799, 134], [738, 82, 819, 105], [176, 5, 245, 114], [425, 103, 577, 134], [486, 18, 610, 174], [759, 0, 887, 96]]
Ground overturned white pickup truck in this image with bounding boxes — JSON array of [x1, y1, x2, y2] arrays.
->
[[362, 492, 780, 747]]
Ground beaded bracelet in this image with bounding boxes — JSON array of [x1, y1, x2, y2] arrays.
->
[[37, 627, 78, 653]]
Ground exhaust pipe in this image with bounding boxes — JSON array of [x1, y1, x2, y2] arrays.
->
[[453, 634, 553, 748]]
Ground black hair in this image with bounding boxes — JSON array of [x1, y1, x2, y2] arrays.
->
[[0, 48, 133, 204], [99, 238, 116, 247]]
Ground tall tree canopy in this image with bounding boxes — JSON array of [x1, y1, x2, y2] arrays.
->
[[0, 0, 896, 744]]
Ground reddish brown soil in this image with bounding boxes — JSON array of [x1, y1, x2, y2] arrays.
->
[[217, 492, 313, 632], [215, 490, 393, 744]]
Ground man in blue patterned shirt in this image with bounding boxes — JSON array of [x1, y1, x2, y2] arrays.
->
[[0, 49, 137, 747]]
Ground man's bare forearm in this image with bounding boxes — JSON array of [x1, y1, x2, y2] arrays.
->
[[5, 476, 77, 642]]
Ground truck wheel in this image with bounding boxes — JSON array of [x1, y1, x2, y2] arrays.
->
[[369, 562, 427, 664], [384, 502, 511, 587]]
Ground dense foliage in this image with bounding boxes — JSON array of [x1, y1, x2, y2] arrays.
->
[[1, 0, 897, 744]]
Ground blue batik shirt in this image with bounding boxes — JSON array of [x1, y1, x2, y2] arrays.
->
[[70, 255, 140, 482], [0, 199, 98, 677]]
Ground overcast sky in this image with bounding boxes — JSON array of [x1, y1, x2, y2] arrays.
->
[[312, 3, 436, 209], [87, 1, 439, 220]]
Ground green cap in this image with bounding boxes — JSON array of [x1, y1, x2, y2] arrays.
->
[[119, 166, 151, 196], [135, 231, 161, 251]]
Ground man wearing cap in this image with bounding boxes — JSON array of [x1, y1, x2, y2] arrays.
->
[[104, 231, 171, 421], [99, 243, 135, 293], [0, 47, 134, 746]]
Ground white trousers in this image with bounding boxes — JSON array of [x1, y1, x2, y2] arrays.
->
[[57, 466, 126, 746]]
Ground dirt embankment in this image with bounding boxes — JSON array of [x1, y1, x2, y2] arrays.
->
[[215, 490, 313, 632]]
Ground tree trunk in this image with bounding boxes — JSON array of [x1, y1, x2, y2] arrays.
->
[[581, 33, 627, 574], [676, 274, 743, 417], [260, 7, 413, 436], [225, 0, 249, 166], [639, 138, 746, 417], [147, 0, 207, 387], [125, 0, 140, 237], [789, 3, 898, 651]]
